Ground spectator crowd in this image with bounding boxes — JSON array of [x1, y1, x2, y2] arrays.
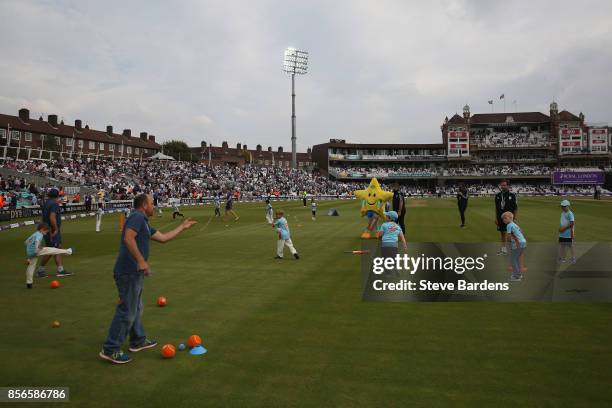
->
[[1, 157, 608, 211]]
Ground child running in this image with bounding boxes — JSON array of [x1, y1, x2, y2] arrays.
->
[[558, 199, 576, 264], [172, 200, 184, 220], [24, 223, 73, 289], [265, 198, 273, 224], [502, 211, 527, 282], [311, 199, 317, 221], [214, 194, 221, 217], [95, 203, 104, 232], [273, 210, 299, 260]]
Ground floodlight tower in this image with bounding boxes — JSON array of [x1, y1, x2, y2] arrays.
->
[[283, 47, 309, 169]]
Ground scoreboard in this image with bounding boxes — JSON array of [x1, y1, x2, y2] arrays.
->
[[558, 128, 584, 155], [447, 130, 469, 157], [589, 128, 608, 154]]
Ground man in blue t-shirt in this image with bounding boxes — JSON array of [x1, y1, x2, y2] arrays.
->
[[100, 193, 196, 365], [37, 188, 71, 277]]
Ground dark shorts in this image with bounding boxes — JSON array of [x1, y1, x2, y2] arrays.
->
[[312, 211, 316, 216], [381, 245, 398, 259], [559, 237, 574, 244], [44, 232, 62, 248], [225, 204, 232, 211]]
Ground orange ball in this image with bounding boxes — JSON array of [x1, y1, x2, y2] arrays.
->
[[157, 296, 167, 307], [50, 280, 60, 289], [187, 335, 202, 349], [52, 320, 60, 328], [161, 344, 176, 359]]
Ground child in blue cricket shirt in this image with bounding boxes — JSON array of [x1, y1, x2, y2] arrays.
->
[[558, 199, 576, 264], [24, 223, 73, 288], [502, 211, 527, 282], [378, 211, 408, 259], [273, 210, 299, 260]]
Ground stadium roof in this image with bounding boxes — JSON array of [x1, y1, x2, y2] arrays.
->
[[470, 112, 550, 124], [317, 141, 445, 149]]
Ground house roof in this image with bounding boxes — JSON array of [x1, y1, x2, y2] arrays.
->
[[448, 114, 466, 124], [190, 145, 312, 163], [0, 113, 161, 149], [557, 110, 581, 122]]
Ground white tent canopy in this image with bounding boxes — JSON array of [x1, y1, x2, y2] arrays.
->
[[149, 152, 176, 160]]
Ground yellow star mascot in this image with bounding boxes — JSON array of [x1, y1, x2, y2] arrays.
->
[[354, 178, 394, 239]]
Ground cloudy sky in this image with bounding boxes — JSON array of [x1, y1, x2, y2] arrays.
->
[[1, 0, 611, 150]]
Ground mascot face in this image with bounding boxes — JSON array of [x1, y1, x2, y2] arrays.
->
[[354, 178, 394, 217]]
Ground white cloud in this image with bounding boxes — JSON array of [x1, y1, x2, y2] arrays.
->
[[0, 0, 611, 150]]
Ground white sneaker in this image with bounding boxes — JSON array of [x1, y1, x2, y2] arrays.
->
[[66, 248, 73, 255]]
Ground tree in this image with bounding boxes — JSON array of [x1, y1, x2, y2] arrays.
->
[[162, 140, 195, 161]]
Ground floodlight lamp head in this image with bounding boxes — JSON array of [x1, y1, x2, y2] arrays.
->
[[283, 47, 309, 75]]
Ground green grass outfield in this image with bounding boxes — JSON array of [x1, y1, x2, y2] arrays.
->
[[0, 197, 611, 407]]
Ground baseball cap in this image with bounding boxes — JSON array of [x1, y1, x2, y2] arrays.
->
[[560, 199, 571, 207], [385, 211, 398, 220]]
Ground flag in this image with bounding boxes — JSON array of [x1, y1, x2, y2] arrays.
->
[[488, 100, 493, 104], [499, 94, 505, 99]]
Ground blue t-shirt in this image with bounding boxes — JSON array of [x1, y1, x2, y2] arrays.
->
[[25, 231, 44, 258], [559, 210, 575, 239], [506, 222, 527, 249], [114, 211, 157, 275], [274, 217, 291, 240], [42, 199, 61, 229], [379, 221, 402, 247]]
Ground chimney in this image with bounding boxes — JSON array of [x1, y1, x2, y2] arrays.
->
[[140, 132, 148, 141], [267, 146, 272, 152], [18, 108, 30, 122], [75, 119, 82, 130], [256, 144, 262, 152], [122, 129, 131, 138], [201, 141, 207, 148], [237, 143, 241, 150], [278, 146, 283, 153], [307, 147, 312, 154], [222, 141, 228, 148], [106, 125, 113, 136], [48, 114, 58, 127], [85, 124, 89, 129], [243, 145, 247, 150], [148, 135, 156, 143]]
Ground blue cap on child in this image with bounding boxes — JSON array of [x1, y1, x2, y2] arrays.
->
[[384, 211, 398, 221]]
